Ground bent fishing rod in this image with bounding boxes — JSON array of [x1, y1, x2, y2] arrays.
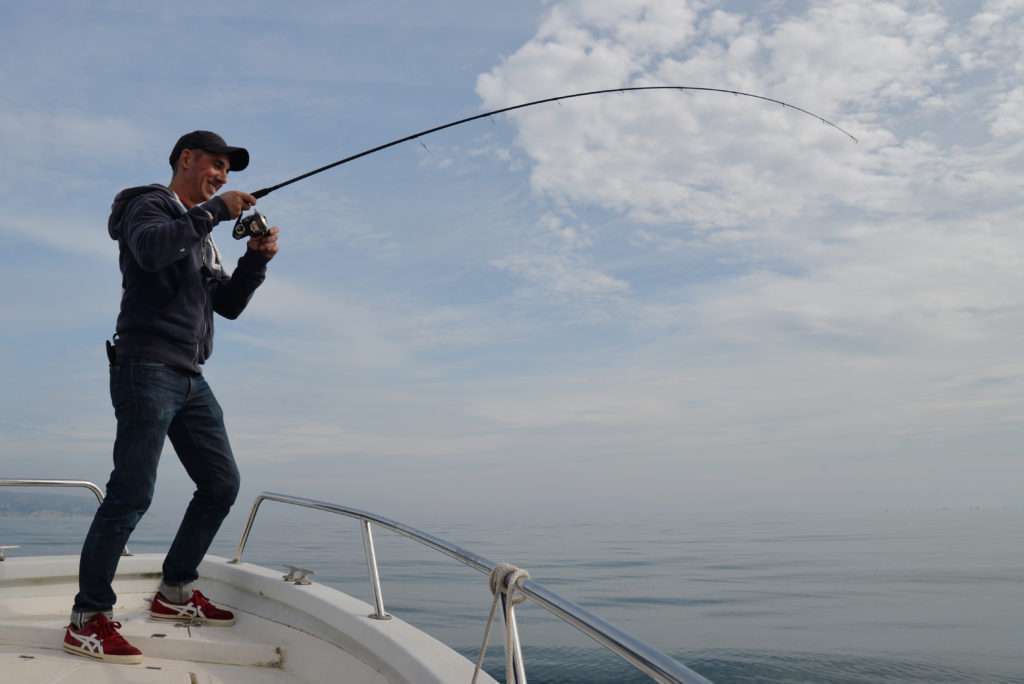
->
[[232, 85, 857, 239]]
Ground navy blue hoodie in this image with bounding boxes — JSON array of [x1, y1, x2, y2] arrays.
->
[[108, 184, 268, 373]]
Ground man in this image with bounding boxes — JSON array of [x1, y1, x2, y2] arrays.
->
[[63, 131, 280, 664]]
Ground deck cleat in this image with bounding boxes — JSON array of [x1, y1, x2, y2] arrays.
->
[[282, 565, 315, 585]]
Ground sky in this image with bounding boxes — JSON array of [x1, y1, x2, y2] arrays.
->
[[1, 0, 1022, 527]]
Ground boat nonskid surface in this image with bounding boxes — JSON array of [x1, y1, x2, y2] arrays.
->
[[0, 554, 498, 684]]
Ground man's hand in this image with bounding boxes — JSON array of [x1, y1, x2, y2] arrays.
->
[[218, 191, 257, 219], [247, 226, 280, 260]]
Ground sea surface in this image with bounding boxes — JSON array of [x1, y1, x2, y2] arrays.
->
[[2, 505, 1022, 683]]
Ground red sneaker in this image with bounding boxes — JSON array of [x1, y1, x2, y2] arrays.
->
[[63, 613, 143, 664], [149, 589, 236, 626]]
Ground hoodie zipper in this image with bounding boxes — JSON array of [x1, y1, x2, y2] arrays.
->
[[195, 288, 209, 367], [193, 247, 209, 368]]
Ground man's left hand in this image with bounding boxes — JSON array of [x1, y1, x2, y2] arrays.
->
[[247, 226, 280, 260]]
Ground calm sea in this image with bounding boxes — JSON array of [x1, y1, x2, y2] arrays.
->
[[2, 506, 1022, 683]]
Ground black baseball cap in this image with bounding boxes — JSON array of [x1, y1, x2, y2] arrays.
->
[[169, 130, 249, 172]]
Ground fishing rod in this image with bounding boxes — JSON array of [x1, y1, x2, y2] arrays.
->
[[232, 85, 857, 239]]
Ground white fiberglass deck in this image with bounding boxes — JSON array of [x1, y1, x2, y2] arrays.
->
[[0, 553, 495, 684]]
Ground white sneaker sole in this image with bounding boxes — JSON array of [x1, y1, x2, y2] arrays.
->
[[148, 610, 235, 626], [63, 641, 143, 664]]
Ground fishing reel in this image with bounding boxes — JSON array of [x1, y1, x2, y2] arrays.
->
[[232, 211, 271, 240]]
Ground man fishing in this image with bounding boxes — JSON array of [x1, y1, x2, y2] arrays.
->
[[63, 131, 280, 664]]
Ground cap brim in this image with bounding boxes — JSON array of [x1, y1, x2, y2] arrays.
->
[[223, 146, 249, 172]]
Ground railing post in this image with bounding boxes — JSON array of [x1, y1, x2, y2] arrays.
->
[[361, 520, 392, 620], [229, 495, 266, 564]]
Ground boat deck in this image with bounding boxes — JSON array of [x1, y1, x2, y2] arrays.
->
[[3, 595, 305, 683], [4, 647, 299, 684], [0, 554, 494, 684]]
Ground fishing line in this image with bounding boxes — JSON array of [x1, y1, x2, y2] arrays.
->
[[233, 86, 857, 238]]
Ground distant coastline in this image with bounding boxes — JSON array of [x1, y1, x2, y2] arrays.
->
[[0, 511, 90, 519], [0, 492, 95, 518]]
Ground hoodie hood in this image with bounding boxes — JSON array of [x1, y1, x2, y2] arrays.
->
[[108, 184, 174, 240]]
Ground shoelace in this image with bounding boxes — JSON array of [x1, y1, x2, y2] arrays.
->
[[92, 618, 129, 645], [190, 590, 218, 613]]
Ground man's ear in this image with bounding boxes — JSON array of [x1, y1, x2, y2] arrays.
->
[[179, 148, 196, 172]]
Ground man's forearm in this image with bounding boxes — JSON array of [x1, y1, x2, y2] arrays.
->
[[211, 250, 269, 319]]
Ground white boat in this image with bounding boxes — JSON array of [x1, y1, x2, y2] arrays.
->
[[0, 479, 711, 683]]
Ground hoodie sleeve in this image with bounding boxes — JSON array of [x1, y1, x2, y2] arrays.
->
[[211, 249, 269, 319], [120, 194, 231, 272]]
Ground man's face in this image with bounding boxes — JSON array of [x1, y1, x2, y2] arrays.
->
[[178, 149, 230, 202]]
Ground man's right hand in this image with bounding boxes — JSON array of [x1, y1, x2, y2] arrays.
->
[[218, 191, 257, 219]]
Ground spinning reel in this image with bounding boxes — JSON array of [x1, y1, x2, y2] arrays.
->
[[232, 211, 272, 240]]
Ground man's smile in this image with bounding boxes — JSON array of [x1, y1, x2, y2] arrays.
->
[[203, 178, 223, 197]]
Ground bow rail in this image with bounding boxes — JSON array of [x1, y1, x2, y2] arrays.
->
[[232, 491, 711, 684]]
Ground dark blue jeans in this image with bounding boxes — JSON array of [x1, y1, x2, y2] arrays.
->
[[73, 361, 240, 613]]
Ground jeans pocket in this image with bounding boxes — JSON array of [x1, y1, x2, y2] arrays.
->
[[112, 363, 182, 424]]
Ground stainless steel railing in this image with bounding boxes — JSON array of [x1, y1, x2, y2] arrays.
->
[[0, 479, 131, 555], [231, 491, 712, 684]]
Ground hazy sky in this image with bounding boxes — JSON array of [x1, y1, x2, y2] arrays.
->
[[1, 0, 1021, 525]]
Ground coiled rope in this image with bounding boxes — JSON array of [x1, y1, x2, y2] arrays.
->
[[472, 563, 531, 684]]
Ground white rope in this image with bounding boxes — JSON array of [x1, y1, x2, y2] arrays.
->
[[472, 562, 530, 684]]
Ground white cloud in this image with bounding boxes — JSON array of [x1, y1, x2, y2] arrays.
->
[[457, 0, 1024, 510], [541, 0, 702, 56], [539, 212, 592, 250], [705, 10, 745, 39], [492, 251, 629, 296], [990, 87, 1024, 136], [235, 275, 514, 372], [488, 210, 629, 297], [476, 0, 991, 235], [477, 0, 1024, 330]]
